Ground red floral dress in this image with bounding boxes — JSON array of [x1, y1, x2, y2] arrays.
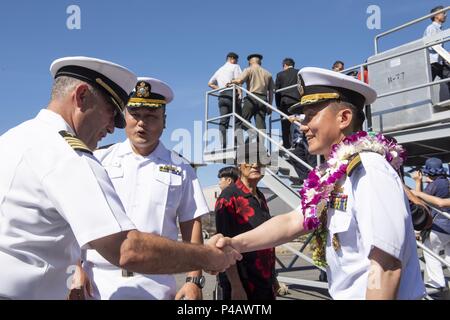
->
[[215, 179, 276, 300]]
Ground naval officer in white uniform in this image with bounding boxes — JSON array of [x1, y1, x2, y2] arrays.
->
[[214, 67, 426, 300], [0, 57, 241, 300], [84, 77, 209, 300]]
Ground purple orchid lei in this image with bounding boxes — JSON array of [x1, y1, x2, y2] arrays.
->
[[299, 131, 407, 266]]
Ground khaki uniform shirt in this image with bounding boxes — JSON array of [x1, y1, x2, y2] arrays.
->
[[238, 64, 274, 99]]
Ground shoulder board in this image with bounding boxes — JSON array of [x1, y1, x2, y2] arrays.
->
[[346, 154, 362, 177], [96, 143, 115, 150], [171, 151, 193, 166], [59, 130, 93, 155]]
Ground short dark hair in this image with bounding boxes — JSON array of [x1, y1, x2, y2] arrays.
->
[[227, 52, 239, 60], [218, 166, 239, 182], [430, 6, 445, 21], [332, 101, 365, 131], [332, 60, 344, 69], [283, 58, 295, 67]]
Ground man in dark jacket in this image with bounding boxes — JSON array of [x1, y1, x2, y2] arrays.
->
[[275, 58, 300, 148]]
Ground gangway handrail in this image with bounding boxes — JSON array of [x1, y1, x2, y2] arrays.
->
[[236, 87, 313, 168], [235, 110, 312, 171], [205, 86, 449, 297], [275, 83, 297, 94], [281, 243, 326, 272], [374, 6, 450, 54], [341, 34, 450, 129], [416, 202, 450, 269], [343, 35, 449, 75], [416, 241, 450, 269], [205, 84, 314, 171], [271, 36, 450, 125], [377, 77, 450, 99], [239, 86, 292, 123], [205, 85, 239, 151], [269, 84, 299, 126], [205, 85, 235, 95], [425, 202, 450, 221]]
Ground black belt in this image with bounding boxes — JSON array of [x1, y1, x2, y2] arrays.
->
[[219, 92, 238, 99], [122, 269, 134, 277], [246, 94, 267, 102]]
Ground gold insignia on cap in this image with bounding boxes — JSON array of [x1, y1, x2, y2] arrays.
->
[[297, 74, 304, 96], [136, 81, 151, 98], [300, 93, 340, 105]]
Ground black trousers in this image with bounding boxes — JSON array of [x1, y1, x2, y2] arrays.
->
[[242, 94, 268, 131], [431, 62, 450, 92], [278, 103, 293, 149], [218, 92, 242, 149], [288, 141, 318, 183], [218, 278, 275, 300]]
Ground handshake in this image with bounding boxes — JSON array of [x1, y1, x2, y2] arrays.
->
[[203, 234, 241, 274]]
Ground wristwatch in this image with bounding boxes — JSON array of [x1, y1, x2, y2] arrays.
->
[[186, 276, 205, 289]]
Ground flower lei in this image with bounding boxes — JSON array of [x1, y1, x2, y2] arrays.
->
[[299, 131, 407, 267]]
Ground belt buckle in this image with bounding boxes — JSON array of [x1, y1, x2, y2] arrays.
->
[[121, 269, 134, 277]]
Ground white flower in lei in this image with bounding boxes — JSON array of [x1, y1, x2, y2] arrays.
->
[[299, 131, 407, 267]]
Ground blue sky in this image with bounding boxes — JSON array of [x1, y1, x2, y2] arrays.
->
[[0, 0, 446, 187]]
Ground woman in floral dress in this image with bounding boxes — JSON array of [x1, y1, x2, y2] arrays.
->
[[215, 142, 276, 300]]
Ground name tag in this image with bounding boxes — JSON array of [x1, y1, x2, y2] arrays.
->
[[159, 164, 181, 176], [328, 191, 348, 212]]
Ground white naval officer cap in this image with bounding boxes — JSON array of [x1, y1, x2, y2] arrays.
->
[[50, 56, 137, 128], [127, 77, 174, 109], [288, 67, 377, 114]]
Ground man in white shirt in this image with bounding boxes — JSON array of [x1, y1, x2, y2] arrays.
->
[[214, 67, 426, 300], [208, 52, 243, 149], [424, 5, 450, 92], [0, 57, 241, 299], [81, 77, 210, 300]]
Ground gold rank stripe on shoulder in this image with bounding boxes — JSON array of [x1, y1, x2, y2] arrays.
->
[[59, 131, 93, 155], [346, 154, 362, 177]]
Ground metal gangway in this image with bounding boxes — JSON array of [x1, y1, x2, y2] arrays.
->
[[345, 6, 450, 166], [204, 83, 330, 295], [203, 6, 450, 299]]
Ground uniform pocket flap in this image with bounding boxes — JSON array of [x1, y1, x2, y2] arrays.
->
[[155, 167, 182, 186], [154, 171, 171, 185], [105, 166, 124, 179], [329, 211, 352, 234]]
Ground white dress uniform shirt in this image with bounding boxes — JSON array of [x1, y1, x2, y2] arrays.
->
[[85, 139, 209, 300], [424, 21, 444, 64], [325, 152, 426, 300], [209, 62, 242, 91], [0, 109, 136, 299]]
